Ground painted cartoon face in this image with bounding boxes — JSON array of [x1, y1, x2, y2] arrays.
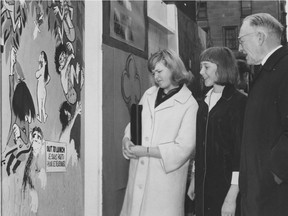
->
[[152, 62, 176, 92], [32, 131, 43, 155], [200, 61, 218, 87], [59, 51, 67, 69]]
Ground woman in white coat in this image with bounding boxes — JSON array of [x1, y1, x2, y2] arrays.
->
[[120, 49, 198, 216]]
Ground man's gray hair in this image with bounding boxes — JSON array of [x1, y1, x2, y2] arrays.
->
[[244, 13, 283, 38]]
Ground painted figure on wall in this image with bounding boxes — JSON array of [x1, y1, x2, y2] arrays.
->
[[33, 9, 44, 40], [59, 100, 82, 162], [1, 1, 85, 215], [22, 126, 47, 215], [54, 42, 82, 105], [53, 0, 76, 43], [36, 51, 50, 123], [2, 47, 35, 176]]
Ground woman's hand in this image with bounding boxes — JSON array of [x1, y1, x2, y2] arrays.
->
[[221, 199, 236, 216], [130, 146, 148, 158], [122, 137, 137, 159], [221, 184, 239, 216]]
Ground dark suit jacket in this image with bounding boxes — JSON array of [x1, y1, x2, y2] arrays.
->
[[240, 46, 288, 216]]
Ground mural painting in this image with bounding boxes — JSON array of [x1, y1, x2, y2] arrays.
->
[[1, 1, 84, 215]]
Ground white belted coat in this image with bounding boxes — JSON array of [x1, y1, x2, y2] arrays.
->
[[120, 84, 198, 216]]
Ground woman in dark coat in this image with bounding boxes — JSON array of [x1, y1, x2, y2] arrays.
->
[[187, 47, 247, 216]]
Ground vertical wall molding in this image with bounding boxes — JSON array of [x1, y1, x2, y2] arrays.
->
[[85, 1, 103, 215]]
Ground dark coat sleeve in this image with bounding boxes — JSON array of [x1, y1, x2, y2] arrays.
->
[[231, 93, 247, 171], [270, 69, 288, 182]]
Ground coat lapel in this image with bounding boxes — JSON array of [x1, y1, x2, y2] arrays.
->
[[262, 46, 288, 72], [204, 85, 236, 116], [154, 84, 191, 112], [146, 87, 157, 118]]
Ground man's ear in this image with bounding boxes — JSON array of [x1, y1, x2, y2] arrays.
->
[[258, 30, 267, 46]]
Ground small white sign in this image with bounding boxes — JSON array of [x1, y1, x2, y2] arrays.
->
[[46, 141, 67, 172]]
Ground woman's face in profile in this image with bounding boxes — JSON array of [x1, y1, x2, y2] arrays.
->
[[151, 62, 175, 92], [200, 61, 218, 87]]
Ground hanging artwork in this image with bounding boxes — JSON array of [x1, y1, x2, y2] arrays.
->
[[103, 0, 148, 59], [1, 1, 84, 215]]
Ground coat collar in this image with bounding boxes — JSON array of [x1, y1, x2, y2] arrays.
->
[[147, 84, 191, 103], [262, 46, 288, 72], [200, 85, 236, 115], [146, 84, 191, 112], [222, 84, 236, 101], [204, 84, 236, 102]]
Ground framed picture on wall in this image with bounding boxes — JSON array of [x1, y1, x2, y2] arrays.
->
[[103, 0, 148, 59]]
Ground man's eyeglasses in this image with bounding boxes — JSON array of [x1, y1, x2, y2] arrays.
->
[[238, 32, 257, 45]]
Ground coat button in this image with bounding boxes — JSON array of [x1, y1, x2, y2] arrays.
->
[[141, 160, 145, 165], [138, 185, 143, 189], [145, 137, 149, 142]]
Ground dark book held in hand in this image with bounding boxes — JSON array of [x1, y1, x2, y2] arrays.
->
[[130, 104, 142, 145]]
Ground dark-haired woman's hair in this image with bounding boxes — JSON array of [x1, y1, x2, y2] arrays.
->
[[200, 47, 239, 85], [41, 51, 49, 82], [12, 81, 35, 121], [54, 43, 67, 74], [148, 49, 193, 85], [59, 101, 72, 132]]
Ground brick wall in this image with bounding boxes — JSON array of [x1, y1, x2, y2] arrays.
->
[[197, 0, 282, 49]]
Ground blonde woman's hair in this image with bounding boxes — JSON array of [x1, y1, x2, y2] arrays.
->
[[148, 49, 193, 85]]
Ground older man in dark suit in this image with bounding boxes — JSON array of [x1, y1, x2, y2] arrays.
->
[[238, 13, 288, 216]]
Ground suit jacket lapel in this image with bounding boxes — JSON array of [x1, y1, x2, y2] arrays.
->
[[262, 46, 288, 72]]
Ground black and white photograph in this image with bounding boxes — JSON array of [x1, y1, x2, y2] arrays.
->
[[1, 1, 288, 216]]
